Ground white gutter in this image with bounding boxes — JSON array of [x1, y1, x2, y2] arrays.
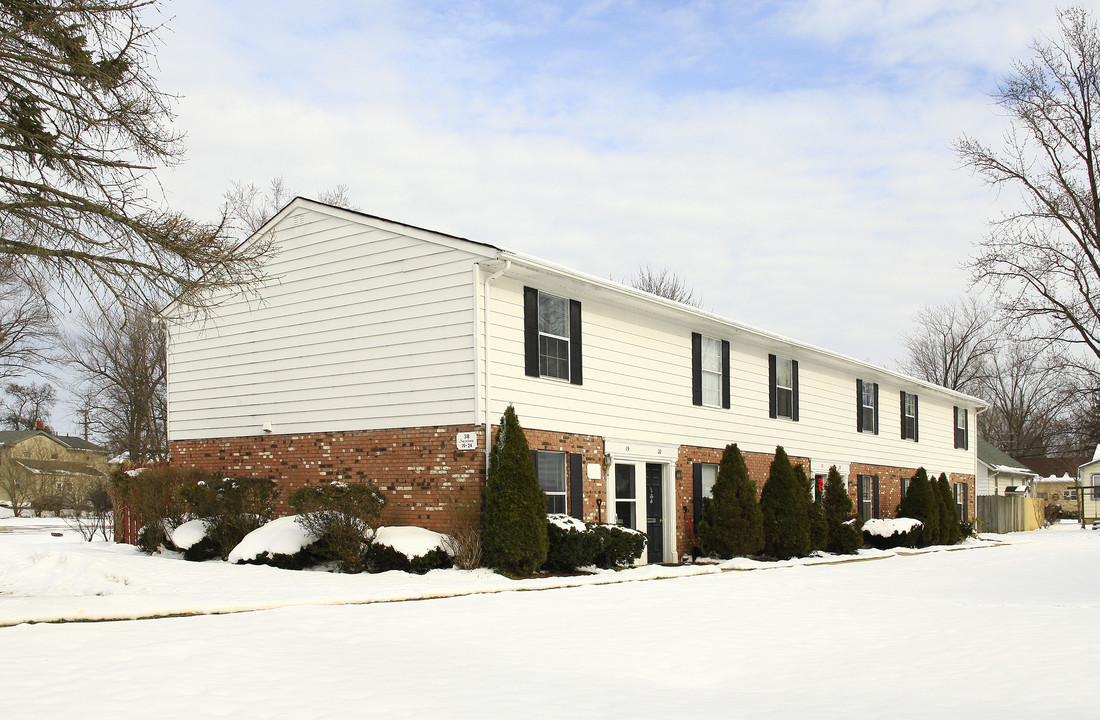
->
[[481, 259, 511, 476]]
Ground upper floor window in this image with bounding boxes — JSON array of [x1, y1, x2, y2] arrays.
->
[[901, 392, 918, 441], [857, 380, 878, 434], [769, 354, 799, 420], [692, 334, 730, 408], [524, 287, 582, 385], [954, 407, 969, 449]]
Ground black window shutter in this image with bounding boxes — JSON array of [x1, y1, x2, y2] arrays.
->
[[913, 395, 919, 443], [768, 354, 777, 419], [856, 475, 865, 517], [856, 379, 864, 432], [568, 453, 583, 519], [692, 463, 703, 525], [791, 360, 799, 422], [872, 475, 880, 519], [872, 383, 879, 435], [963, 409, 969, 450], [691, 333, 702, 406], [901, 392, 907, 440], [531, 450, 539, 479], [569, 299, 582, 385], [953, 406, 960, 448], [523, 287, 539, 378], [962, 483, 969, 521], [721, 340, 731, 410]]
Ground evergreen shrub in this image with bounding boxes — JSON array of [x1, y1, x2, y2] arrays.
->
[[760, 447, 811, 559], [936, 473, 961, 545], [822, 465, 863, 554], [591, 524, 647, 568], [795, 464, 828, 553], [861, 520, 923, 550], [483, 406, 548, 576], [178, 477, 280, 559], [696, 443, 764, 558], [896, 468, 939, 547], [364, 543, 453, 574], [543, 515, 600, 572], [113, 466, 205, 553], [288, 481, 385, 573]]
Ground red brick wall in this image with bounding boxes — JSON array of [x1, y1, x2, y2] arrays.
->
[[522, 427, 605, 523], [675, 445, 810, 558], [848, 462, 916, 519], [170, 424, 484, 532], [949, 473, 977, 524]]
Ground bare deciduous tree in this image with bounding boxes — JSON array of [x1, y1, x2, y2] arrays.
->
[[899, 297, 997, 394], [0, 267, 53, 379], [223, 177, 357, 236], [978, 340, 1069, 459], [955, 6, 1100, 365], [627, 264, 701, 307], [0, 1, 271, 312], [1, 381, 55, 430], [62, 300, 166, 463]]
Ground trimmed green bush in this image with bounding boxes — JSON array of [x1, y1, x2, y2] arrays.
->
[[543, 515, 600, 573], [897, 468, 939, 547], [364, 543, 452, 574], [760, 446, 811, 559], [862, 519, 922, 550], [936, 473, 960, 545], [483, 406, 548, 576], [696, 443, 764, 558], [178, 477, 280, 559], [822, 465, 863, 554], [288, 481, 385, 573], [591, 524, 647, 568]]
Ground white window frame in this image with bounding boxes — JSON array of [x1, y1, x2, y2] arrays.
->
[[860, 380, 876, 433], [538, 291, 570, 382], [700, 336, 722, 407], [535, 450, 567, 514], [775, 356, 794, 420], [700, 463, 718, 499], [902, 392, 917, 441]]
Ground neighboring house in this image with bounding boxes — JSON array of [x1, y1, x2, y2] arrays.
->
[[977, 439, 1037, 496], [164, 199, 986, 563], [1073, 446, 1100, 522], [0, 430, 109, 511]]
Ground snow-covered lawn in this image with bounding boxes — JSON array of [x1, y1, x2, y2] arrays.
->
[[2, 517, 1099, 718]]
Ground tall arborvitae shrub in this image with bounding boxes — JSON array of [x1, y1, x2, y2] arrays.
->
[[759, 446, 811, 560], [696, 443, 764, 558], [795, 464, 828, 553], [897, 468, 939, 547], [483, 405, 548, 575], [822, 465, 863, 554], [936, 473, 960, 545]]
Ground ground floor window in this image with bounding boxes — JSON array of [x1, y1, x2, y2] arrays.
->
[[535, 450, 567, 514], [857, 475, 878, 520], [953, 482, 969, 521], [615, 464, 637, 528]]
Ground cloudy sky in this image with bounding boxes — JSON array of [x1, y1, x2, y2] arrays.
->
[[147, 0, 1084, 369]]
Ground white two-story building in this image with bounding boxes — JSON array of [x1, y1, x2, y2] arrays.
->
[[166, 199, 985, 562]]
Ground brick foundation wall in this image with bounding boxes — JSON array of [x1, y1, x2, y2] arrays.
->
[[847, 462, 917, 519], [170, 424, 484, 533], [949, 472, 977, 524]]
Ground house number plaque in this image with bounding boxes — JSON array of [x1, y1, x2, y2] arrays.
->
[[456, 432, 478, 451]]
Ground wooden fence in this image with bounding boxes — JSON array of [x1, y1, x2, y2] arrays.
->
[[976, 495, 1045, 534]]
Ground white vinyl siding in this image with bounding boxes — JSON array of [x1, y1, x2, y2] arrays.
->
[[483, 277, 979, 478], [167, 206, 492, 440]]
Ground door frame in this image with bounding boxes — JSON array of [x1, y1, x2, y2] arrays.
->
[[605, 439, 677, 564]]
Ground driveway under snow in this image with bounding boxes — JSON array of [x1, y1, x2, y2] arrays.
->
[[2, 517, 1098, 718]]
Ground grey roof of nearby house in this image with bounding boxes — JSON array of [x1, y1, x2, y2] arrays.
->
[[0, 430, 106, 453], [978, 439, 1036, 476], [13, 459, 107, 478]]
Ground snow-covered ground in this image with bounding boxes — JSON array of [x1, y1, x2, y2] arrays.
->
[[2, 516, 1098, 718]]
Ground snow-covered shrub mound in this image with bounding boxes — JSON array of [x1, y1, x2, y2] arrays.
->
[[544, 513, 599, 573], [227, 516, 322, 569], [548, 514, 586, 533], [170, 518, 210, 551], [863, 517, 923, 550], [365, 526, 452, 574]]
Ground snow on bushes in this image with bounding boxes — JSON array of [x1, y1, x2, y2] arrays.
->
[[543, 515, 647, 573], [228, 516, 321, 565], [364, 526, 452, 574], [170, 518, 210, 551], [862, 518, 923, 550]]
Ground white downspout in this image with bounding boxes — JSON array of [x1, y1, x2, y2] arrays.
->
[[482, 259, 510, 476]]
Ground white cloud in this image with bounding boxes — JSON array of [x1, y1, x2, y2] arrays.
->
[[148, 0, 1080, 368]]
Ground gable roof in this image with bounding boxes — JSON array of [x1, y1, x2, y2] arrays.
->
[[0, 430, 106, 453], [978, 439, 1036, 476], [13, 459, 107, 479]]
